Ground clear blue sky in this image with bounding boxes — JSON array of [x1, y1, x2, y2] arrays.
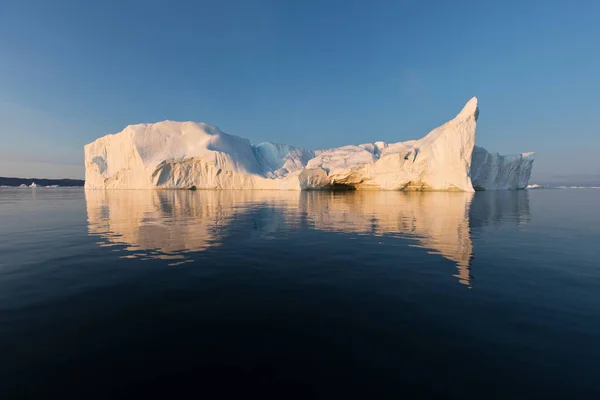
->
[[1, 0, 598, 183]]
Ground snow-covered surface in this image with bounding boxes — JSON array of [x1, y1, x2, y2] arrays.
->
[[84, 97, 534, 191], [85, 122, 305, 190], [300, 97, 479, 191]]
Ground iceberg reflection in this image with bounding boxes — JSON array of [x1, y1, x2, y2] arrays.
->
[[86, 190, 530, 286], [297, 192, 474, 286]]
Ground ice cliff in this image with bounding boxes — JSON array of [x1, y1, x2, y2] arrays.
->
[[470, 146, 535, 190], [84, 97, 534, 191]]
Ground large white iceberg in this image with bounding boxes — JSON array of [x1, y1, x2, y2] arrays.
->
[[84, 97, 534, 191]]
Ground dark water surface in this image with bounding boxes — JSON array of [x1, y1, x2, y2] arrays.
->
[[1, 188, 599, 398]]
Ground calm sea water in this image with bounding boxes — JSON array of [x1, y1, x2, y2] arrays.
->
[[1, 188, 599, 398]]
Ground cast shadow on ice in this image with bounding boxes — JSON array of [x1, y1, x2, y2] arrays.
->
[[86, 190, 531, 287]]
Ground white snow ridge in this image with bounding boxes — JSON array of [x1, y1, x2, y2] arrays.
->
[[84, 98, 534, 191]]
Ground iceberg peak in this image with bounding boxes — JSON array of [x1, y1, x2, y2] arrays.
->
[[455, 96, 479, 122]]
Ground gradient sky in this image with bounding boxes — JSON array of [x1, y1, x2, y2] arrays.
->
[[1, 0, 598, 182]]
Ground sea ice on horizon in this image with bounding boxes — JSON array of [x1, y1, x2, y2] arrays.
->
[[84, 98, 534, 191]]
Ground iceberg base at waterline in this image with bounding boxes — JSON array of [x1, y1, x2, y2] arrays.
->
[[84, 97, 534, 191]]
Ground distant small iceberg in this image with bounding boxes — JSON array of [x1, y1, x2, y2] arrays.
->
[[526, 184, 543, 189], [29, 182, 38, 188]]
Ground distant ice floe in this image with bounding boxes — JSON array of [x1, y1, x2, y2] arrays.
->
[[1, 184, 70, 189], [525, 184, 600, 190], [557, 186, 600, 189]]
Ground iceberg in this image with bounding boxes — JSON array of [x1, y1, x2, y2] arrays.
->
[[84, 97, 534, 191]]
